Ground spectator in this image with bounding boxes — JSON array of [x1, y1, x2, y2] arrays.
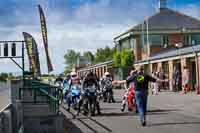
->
[[116, 66, 168, 126]]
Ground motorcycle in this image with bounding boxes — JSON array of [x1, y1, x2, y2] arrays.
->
[[62, 83, 70, 103], [84, 85, 98, 116], [54, 81, 64, 104], [67, 84, 81, 110], [102, 87, 114, 103], [121, 85, 137, 112]]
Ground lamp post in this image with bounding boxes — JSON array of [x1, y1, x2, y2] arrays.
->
[[146, 18, 150, 59], [145, 17, 151, 74]]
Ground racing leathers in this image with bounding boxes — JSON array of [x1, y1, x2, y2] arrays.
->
[[77, 73, 101, 115], [101, 76, 115, 103], [67, 76, 81, 111]]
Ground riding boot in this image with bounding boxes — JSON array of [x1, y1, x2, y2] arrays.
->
[[110, 89, 115, 103], [96, 102, 101, 115], [103, 91, 107, 102], [83, 101, 89, 115], [77, 99, 83, 116], [67, 104, 70, 111]]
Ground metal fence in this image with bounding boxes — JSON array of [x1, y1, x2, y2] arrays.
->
[[0, 104, 12, 133], [19, 80, 60, 114]]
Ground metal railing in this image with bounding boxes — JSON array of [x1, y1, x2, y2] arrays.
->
[[0, 104, 12, 133], [19, 80, 60, 114]]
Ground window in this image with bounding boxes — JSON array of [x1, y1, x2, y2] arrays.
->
[[4, 43, 8, 56], [163, 62, 169, 75], [141, 34, 145, 48], [143, 35, 162, 46], [130, 38, 135, 49], [116, 40, 123, 52], [117, 44, 122, 52], [184, 34, 191, 45], [191, 34, 200, 45], [163, 35, 169, 47], [121, 39, 131, 49], [150, 35, 162, 45]]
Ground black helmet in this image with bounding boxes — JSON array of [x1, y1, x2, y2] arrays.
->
[[66, 74, 71, 80], [86, 71, 94, 77]]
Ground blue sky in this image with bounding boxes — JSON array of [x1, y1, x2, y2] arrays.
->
[[0, 0, 200, 74]]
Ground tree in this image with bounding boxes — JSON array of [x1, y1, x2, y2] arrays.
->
[[8, 73, 15, 80], [83, 51, 94, 63], [64, 49, 80, 68], [64, 66, 72, 75], [113, 49, 134, 67], [63, 46, 116, 73], [121, 50, 134, 67], [0, 73, 8, 82], [94, 48, 102, 63], [113, 51, 121, 67], [93, 46, 115, 64]]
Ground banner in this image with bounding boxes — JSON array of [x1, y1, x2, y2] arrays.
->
[[23, 32, 41, 76], [38, 5, 53, 73], [32, 36, 41, 76]]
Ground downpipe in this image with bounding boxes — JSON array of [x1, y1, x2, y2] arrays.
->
[[195, 52, 200, 95]]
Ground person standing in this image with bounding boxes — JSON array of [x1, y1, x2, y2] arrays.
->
[[173, 67, 180, 92], [116, 66, 168, 126], [152, 72, 159, 95], [182, 67, 189, 94], [101, 72, 115, 103], [63, 74, 71, 103], [78, 71, 101, 116]]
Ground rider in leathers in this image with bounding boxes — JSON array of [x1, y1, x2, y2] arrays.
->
[[77, 71, 101, 116], [101, 72, 115, 103], [67, 72, 81, 111]]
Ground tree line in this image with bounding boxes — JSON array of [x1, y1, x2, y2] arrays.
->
[[63, 46, 134, 74], [0, 73, 15, 82]]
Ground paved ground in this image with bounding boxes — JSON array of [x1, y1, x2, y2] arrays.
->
[[0, 82, 10, 111], [61, 89, 200, 133]]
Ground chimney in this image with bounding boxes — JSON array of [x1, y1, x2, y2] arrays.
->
[[158, 0, 167, 11]]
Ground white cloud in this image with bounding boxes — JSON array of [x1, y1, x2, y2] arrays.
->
[[178, 4, 200, 19], [2, 0, 199, 74]]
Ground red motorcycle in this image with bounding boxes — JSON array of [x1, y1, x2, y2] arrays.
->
[[121, 85, 137, 112]]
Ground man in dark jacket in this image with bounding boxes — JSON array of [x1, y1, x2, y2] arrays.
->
[[117, 66, 167, 126], [77, 71, 101, 116]]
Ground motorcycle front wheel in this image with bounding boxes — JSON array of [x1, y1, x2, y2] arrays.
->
[[89, 96, 96, 116]]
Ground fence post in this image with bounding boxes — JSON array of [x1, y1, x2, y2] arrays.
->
[[34, 89, 36, 104]]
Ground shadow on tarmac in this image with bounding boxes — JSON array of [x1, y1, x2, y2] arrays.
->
[[149, 121, 200, 127], [62, 106, 113, 133], [148, 109, 179, 113], [147, 109, 200, 127], [98, 112, 138, 117], [147, 109, 179, 115], [63, 117, 84, 133]]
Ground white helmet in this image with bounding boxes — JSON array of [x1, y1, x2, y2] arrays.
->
[[70, 71, 77, 76], [104, 72, 110, 76]]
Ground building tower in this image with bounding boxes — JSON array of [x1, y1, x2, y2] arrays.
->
[[158, 0, 167, 11]]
